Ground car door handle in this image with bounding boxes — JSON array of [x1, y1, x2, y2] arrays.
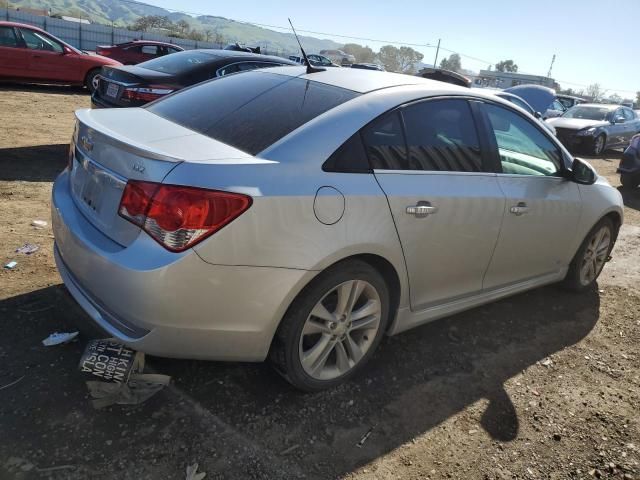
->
[[509, 202, 529, 216], [406, 201, 438, 218]]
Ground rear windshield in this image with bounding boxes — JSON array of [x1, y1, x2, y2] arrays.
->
[[147, 71, 359, 155], [141, 51, 217, 74]]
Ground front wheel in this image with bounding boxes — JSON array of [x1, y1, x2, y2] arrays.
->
[[270, 260, 390, 391], [590, 134, 606, 156], [562, 218, 615, 291], [620, 173, 640, 189], [84, 68, 101, 94]]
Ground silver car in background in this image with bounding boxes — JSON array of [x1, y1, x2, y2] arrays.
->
[[52, 67, 623, 391]]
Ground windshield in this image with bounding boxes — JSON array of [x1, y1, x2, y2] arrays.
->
[[140, 51, 217, 74], [563, 106, 612, 121], [148, 71, 359, 155]]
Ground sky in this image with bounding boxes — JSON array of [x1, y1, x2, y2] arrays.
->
[[142, 0, 639, 99]]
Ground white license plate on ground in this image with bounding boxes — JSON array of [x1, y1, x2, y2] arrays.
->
[[106, 82, 119, 98]]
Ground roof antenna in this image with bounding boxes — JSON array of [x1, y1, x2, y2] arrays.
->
[[288, 18, 325, 74]]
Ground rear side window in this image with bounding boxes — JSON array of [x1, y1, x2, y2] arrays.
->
[[362, 112, 407, 170], [148, 71, 358, 155], [323, 133, 370, 173], [0, 26, 18, 47], [141, 51, 216, 73], [401, 99, 482, 172]]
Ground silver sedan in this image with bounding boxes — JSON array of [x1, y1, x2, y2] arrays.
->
[[52, 67, 624, 391]]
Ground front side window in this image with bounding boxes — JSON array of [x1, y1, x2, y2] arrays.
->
[[20, 29, 63, 53], [148, 71, 358, 155], [401, 99, 483, 172], [623, 108, 635, 121], [485, 103, 562, 176], [0, 26, 18, 48]]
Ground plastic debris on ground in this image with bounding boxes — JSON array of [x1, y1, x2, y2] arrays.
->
[[356, 425, 375, 447], [15, 243, 39, 255], [31, 220, 48, 229], [4, 261, 17, 269], [42, 331, 79, 346], [185, 463, 207, 480], [80, 339, 171, 408]]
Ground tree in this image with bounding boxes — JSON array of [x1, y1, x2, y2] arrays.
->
[[342, 43, 376, 64], [176, 19, 190, 35], [439, 53, 461, 72], [376, 45, 423, 74], [495, 59, 518, 72], [586, 83, 606, 102], [608, 93, 622, 104], [130, 15, 172, 32]]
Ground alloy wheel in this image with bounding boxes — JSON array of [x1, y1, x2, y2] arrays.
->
[[594, 135, 605, 155], [579, 225, 611, 286], [299, 280, 381, 380]]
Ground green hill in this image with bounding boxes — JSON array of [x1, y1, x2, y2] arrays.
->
[[8, 0, 342, 53]]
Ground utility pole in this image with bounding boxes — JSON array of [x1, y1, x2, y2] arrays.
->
[[547, 54, 556, 78], [433, 38, 441, 68]]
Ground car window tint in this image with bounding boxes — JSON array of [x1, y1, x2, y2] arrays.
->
[[142, 51, 217, 74], [148, 71, 359, 155], [323, 133, 370, 173], [141, 45, 158, 55], [623, 108, 634, 121], [0, 26, 18, 47], [20, 29, 63, 52], [217, 63, 240, 76], [400, 99, 483, 172], [485, 103, 562, 176], [168, 47, 180, 53], [362, 111, 407, 170], [507, 96, 531, 113]]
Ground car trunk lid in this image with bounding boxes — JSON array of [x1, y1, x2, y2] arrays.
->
[[97, 65, 175, 107], [70, 108, 253, 247]]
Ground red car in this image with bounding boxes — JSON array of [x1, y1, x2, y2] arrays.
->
[[0, 21, 120, 92], [96, 41, 184, 65]]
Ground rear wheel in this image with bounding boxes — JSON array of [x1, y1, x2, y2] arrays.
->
[[562, 217, 614, 291], [270, 260, 389, 391], [84, 68, 101, 94], [620, 173, 640, 189]]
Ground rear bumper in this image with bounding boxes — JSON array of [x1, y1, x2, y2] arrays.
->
[[90, 92, 118, 109], [52, 170, 314, 361]]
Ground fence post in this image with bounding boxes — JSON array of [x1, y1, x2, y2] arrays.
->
[[195, 40, 198, 49], [79, 17, 82, 50], [5, 6, 9, 21], [111, 23, 114, 45]]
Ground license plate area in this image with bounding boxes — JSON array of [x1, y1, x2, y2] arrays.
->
[[106, 82, 119, 98]]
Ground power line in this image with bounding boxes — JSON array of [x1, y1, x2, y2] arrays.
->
[[59, 0, 640, 95]]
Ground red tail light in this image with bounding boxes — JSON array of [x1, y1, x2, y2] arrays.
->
[[122, 85, 174, 102], [118, 181, 252, 252]]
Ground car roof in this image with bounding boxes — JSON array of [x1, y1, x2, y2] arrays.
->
[[577, 104, 619, 110], [121, 40, 183, 47], [265, 66, 467, 94], [190, 49, 296, 64]]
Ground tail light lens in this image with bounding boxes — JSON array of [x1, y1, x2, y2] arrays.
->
[[118, 181, 252, 252], [122, 86, 174, 102]]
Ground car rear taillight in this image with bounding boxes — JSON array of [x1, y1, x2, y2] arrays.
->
[[118, 181, 252, 252], [122, 86, 174, 102]]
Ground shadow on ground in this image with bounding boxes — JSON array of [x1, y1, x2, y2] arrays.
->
[[0, 144, 68, 182], [0, 82, 87, 95], [0, 282, 601, 478], [618, 186, 640, 211]]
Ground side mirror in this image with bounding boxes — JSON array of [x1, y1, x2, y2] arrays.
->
[[63, 46, 73, 55], [534, 111, 542, 119], [614, 116, 625, 124], [569, 157, 597, 185]]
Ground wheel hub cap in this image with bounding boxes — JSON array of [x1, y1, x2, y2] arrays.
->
[[298, 279, 382, 381]]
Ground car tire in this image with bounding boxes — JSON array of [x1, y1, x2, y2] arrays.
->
[[620, 173, 640, 189], [269, 259, 390, 392], [562, 217, 615, 292], [84, 68, 101, 94], [591, 134, 606, 156]]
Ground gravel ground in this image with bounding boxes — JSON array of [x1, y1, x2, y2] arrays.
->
[[0, 84, 638, 480]]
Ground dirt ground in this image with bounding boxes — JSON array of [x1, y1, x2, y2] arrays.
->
[[0, 84, 638, 480]]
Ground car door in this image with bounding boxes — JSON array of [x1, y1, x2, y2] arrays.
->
[[371, 98, 505, 309], [18, 27, 76, 82], [0, 25, 29, 78], [609, 108, 628, 146], [479, 101, 582, 290], [622, 108, 639, 142]]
